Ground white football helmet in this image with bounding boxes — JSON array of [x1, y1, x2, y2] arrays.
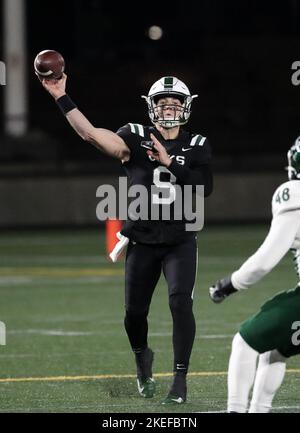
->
[[142, 76, 198, 128]]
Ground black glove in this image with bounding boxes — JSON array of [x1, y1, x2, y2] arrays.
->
[[209, 275, 238, 303]]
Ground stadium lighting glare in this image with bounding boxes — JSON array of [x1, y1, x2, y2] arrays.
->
[[148, 25, 163, 40]]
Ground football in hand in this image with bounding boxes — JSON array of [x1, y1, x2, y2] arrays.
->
[[34, 50, 65, 80]]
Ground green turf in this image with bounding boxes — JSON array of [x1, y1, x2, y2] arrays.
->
[[0, 225, 299, 412]]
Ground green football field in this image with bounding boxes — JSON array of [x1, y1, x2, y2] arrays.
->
[[0, 225, 299, 413]]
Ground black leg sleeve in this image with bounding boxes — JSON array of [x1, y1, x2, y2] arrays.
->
[[169, 293, 196, 374], [124, 242, 161, 352], [162, 238, 198, 374]]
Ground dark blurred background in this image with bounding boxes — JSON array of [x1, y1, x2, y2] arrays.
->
[[1, 0, 300, 226]]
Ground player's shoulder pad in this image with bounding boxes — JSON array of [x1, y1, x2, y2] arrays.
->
[[272, 180, 300, 217], [189, 133, 207, 147]]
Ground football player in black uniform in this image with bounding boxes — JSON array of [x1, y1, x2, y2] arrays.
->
[[39, 74, 213, 404]]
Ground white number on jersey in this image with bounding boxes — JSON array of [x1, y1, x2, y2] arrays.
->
[[291, 321, 300, 346], [275, 188, 290, 205], [152, 166, 176, 205]]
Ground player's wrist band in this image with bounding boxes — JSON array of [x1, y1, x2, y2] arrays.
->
[[56, 94, 77, 115]]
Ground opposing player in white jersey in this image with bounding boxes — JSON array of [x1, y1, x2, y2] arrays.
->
[[209, 140, 300, 413]]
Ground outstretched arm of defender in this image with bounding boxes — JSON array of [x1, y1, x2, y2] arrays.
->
[[40, 74, 130, 162]]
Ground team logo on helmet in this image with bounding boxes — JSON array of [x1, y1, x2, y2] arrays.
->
[[142, 76, 198, 128], [287, 138, 300, 180]]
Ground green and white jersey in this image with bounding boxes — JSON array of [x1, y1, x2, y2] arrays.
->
[[232, 180, 300, 290], [272, 180, 300, 218], [272, 181, 300, 284]]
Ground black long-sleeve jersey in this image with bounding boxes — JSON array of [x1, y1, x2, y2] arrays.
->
[[117, 123, 213, 245]]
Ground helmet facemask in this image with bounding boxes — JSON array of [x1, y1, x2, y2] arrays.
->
[[142, 76, 198, 129], [287, 139, 300, 180]]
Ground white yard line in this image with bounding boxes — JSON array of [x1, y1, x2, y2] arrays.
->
[[6, 329, 234, 338]]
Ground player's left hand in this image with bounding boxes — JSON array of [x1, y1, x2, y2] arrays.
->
[[147, 133, 172, 167]]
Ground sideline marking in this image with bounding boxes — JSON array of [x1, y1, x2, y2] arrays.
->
[[0, 369, 299, 384]]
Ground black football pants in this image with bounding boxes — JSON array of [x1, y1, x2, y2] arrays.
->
[[124, 236, 197, 374]]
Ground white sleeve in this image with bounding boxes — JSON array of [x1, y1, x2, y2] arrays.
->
[[231, 210, 300, 290]]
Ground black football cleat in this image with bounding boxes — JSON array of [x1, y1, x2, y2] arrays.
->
[[162, 372, 187, 405], [135, 347, 156, 398], [161, 394, 186, 405], [137, 377, 156, 399]]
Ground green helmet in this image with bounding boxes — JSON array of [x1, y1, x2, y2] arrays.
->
[[287, 138, 300, 180]]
